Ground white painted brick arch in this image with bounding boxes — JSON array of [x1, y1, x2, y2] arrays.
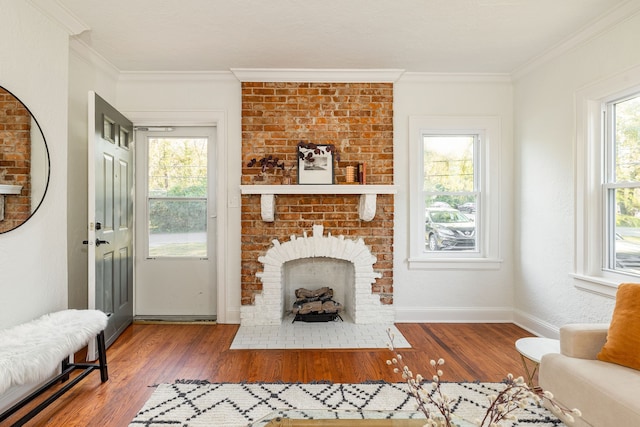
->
[[240, 225, 394, 326]]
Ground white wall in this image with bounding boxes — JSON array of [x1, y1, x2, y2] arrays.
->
[[0, 1, 69, 328], [0, 0, 70, 411], [67, 40, 120, 310], [513, 11, 640, 335], [393, 75, 515, 322]]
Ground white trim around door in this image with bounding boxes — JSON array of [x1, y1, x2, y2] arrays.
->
[[123, 110, 232, 323]]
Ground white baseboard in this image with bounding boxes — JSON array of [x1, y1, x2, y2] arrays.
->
[[223, 307, 241, 324], [394, 307, 514, 323], [393, 307, 561, 339], [134, 315, 217, 323], [227, 305, 561, 337], [512, 309, 560, 339]]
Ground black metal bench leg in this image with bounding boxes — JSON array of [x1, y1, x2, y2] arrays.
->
[[61, 356, 71, 382], [96, 330, 109, 382]]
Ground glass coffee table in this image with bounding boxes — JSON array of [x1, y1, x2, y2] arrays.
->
[[515, 337, 560, 388]]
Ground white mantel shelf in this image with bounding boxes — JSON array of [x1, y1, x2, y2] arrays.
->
[[239, 184, 397, 195], [240, 185, 397, 222]]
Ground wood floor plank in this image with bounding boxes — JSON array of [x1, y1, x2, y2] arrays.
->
[[3, 323, 534, 426]]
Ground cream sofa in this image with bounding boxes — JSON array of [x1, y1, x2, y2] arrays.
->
[[539, 324, 640, 427]]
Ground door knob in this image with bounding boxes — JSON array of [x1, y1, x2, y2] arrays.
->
[[95, 238, 110, 247]]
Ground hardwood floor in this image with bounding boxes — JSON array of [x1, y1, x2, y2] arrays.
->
[[6, 322, 534, 426]]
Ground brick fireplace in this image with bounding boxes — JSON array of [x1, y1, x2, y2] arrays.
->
[[240, 82, 394, 324]]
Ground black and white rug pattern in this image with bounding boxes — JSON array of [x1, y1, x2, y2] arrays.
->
[[129, 380, 565, 427]]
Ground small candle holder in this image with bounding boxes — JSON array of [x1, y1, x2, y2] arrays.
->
[[345, 166, 356, 183]]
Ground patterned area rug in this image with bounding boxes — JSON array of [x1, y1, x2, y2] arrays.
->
[[129, 381, 566, 427]]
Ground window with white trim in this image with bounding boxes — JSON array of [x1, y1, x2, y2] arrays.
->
[[409, 116, 501, 269], [574, 67, 640, 295], [604, 93, 640, 276]]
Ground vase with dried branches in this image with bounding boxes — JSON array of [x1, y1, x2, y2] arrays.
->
[[246, 155, 285, 183]]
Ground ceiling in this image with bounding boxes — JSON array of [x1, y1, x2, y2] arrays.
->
[[55, 0, 631, 74]]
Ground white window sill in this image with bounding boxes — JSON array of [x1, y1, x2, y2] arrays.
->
[[570, 273, 621, 298], [408, 257, 503, 270]]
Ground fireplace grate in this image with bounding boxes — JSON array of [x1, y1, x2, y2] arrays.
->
[[292, 312, 343, 323], [291, 287, 343, 323]]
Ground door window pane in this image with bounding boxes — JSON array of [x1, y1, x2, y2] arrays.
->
[[148, 199, 207, 257], [147, 137, 207, 258]]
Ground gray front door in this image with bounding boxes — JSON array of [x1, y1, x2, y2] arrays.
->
[[88, 92, 134, 348]]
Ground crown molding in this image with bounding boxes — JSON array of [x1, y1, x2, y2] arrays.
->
[[512, 0, 640, 80], [398, 72, 512, 84], [230, 68, 405, 83], [119, 71, 237, 83], [27, 0, 89, 35], [69, 38, 120, 82]]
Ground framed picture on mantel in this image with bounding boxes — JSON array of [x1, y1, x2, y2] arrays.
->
[[297, 144, 335, 184]]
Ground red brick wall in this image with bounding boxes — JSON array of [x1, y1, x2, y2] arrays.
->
[[0, 88, 31, 233], [241, 82, 394, 306]]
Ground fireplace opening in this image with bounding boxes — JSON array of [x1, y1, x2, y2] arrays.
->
[[284, 257, 354, 321]]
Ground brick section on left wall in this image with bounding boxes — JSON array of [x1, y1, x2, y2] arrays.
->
[[0, 88, 32, 233], [240, 82, 394, 307]]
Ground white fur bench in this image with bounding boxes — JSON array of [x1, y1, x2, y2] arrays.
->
[[0, 309, 109, 425]]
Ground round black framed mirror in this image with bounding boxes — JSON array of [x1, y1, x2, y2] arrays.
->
[[0, 85, 50, 234]]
